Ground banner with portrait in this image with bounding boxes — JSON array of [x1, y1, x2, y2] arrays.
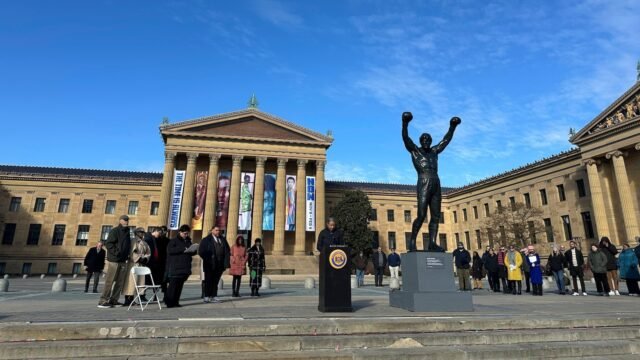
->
[[215, 171, 231, 230], [305, 176, 315, 231], [285, 175, 296, 231], [262, 174, 276, 231], [238, 172, 255, 231], [168, 170, 185, 230], [191, 171, 208, 231]]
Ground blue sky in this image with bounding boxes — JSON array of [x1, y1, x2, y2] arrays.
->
[[1, 0, 639, 187]]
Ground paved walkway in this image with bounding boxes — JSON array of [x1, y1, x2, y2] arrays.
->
[[0, 275, 638, 323]]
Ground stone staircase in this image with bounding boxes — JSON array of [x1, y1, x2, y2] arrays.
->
[[1, 316, 640, 359]]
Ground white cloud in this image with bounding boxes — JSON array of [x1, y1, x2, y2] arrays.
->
[[253, 0, 304, 29]]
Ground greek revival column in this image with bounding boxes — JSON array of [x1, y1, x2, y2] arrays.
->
[[251, 157, 267, 241], [226, 155, 243, 244], [294, 159, 308, 255], [273, 158, 288, 255], [202, 154, 220, 232], [179, 153, 198, 227], [584, 158, 610, 238], [606, 151, 640, 240], [315, 160, 326, 245], [158, 151, 176, 226]]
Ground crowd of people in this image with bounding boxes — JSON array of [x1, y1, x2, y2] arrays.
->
[[93, 215, 266, 309]]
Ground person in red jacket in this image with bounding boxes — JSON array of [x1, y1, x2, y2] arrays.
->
[[230, 235, 248, 297]]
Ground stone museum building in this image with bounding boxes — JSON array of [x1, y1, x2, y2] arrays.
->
[[1, 81, 639, 275]]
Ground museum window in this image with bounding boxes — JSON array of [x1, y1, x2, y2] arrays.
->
[[453, 211, 458, 223], [484, 203, 490, 217], [58, 198, 70, 213], [539, 189, 548, 205], [72, 263, 82, 275], [499, 226, 506, 242], [462, 208, 468, 222], [128, 201, 139, 215], [473, 206, 478, 219], [487, 228, 494, 249], [2, 223, 16, 245], [464, 231, 471, 250], [9, 197, 21, 212], [576, 179, 586, 198], [509, 197, 515, 210], [22, 263, 32, 275], [371, 231, 379, 248], [422, 233, 430, 249], [27, 224, 41, 245], [439, 212, 445, 224], [523, 193, 531, 209], [387, 209, 394, 222], [100, 225, 112, 241], [404, 210, 411, 223], [581, 211, 595, 239], [47, 263, 57, 275], [439, 234, 448, 251], [404, 232, 412, 250], [544, 218, 554, 242], [34, 197, 46, 212], [150, 201, 160, 216], [454, 233, 460, 244], [76, 225, 90, 246], [496, 200, 502, 213], [105, 200, 116, 214], [475, 229, 481, 250], [51, 224, 65, 246], [561, 215, 572, 241], [370, 208, 377, 221], [528, 221, 536, 244], [0, 263, 5, 275], [557, 184, 566, 202], [387, 232, 396, 250], [81, 199, 93, 214]]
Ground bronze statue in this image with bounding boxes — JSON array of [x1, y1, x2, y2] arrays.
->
[[402, 112, 461, 252]]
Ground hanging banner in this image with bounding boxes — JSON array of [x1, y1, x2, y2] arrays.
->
[[285, 175, 297, 231], [262, 174, 276, 231], [305, 176, 316, 231], [191, 171, 208, 231], [168, 170, 186, 230], [238, 172, 255, 231], [215, 171, 231, 230]]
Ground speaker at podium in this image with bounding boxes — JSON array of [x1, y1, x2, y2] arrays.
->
[[318, 244, 353, 312]]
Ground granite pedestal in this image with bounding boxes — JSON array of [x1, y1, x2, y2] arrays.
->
[[389, 251, 473, 312]]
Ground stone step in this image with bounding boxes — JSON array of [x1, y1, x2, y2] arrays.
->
[[1, 327, 638, 359], [3, 315, 640, 342]]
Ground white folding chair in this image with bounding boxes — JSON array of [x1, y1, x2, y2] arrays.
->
[[128, 266, 162, 311]]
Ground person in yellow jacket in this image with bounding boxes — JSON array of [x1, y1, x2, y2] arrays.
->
[[506, 244, 523, 295]]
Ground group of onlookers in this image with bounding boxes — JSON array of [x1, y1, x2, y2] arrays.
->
[[92, 215, 266, 309], [455, 236, 640, 297]]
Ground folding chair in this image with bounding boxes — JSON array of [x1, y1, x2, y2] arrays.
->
[[128, 266, 162, 311]]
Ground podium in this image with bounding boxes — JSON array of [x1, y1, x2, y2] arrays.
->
[[318, 245, 353, 312], [389, 251, 473, 312]]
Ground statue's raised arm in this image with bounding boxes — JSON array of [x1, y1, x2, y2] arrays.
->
[[433, 117, 461, 154], [402, 112, 418, 153]]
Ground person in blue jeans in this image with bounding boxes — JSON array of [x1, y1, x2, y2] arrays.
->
[[547, 246, 566, 295], [352, 251, 368, 287]]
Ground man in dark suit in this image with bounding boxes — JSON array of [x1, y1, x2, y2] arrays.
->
[[316, 218, 345, 252], [199, 226, 230, 303], [564, 240, 586, 296], [84, 241, 106, 293], [372, 246, 387, 287]]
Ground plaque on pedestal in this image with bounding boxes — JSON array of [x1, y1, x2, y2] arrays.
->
[[389, 251, 473, 312], [318, 245, 353, 312]]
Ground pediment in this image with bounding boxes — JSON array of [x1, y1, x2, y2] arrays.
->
[[571, 82, 640, 145], [160, 109, 333, 145]]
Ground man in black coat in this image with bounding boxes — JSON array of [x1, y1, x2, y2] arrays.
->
[[164, 224, 198, 308], [83, 241, 105, 293], [144, 227, 164, 288], [481, 246, 493, 290], [316, 218, 345, 252], [452, 242, 471, 291], [198, 226, 231, 303], [564, 240, 586, 296], [98, 215, 131, 308], [372, 246, 387, 287]]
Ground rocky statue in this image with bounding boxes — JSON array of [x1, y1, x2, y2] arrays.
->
[[402, 112, 461, 252]]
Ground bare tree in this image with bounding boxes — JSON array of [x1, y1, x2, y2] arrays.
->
[[482, 202, 550, 249]]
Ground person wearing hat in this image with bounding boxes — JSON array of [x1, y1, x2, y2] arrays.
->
[[525, 245, 543, 296], [98, 215, 132, 308], [453, 242, 471, 291], [505, 244, 523, 295], [122, 227, 151, 306], [248, 238, 266, 296], [164, 224, 198, 308], [388, 248, 401, 281]]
